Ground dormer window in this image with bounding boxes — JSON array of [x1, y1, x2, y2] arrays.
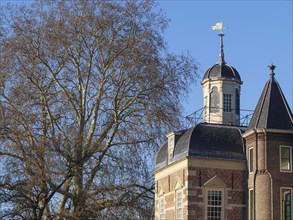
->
[[166, 132, 181, 164], [168, 136, 174, 163]]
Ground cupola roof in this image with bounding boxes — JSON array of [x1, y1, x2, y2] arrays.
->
[[203, 63, 241, 82], [202, 27, 241, 83]]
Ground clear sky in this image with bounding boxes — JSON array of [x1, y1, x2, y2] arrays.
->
[[157, 0, 293, 124], [1, 0, 292, 125]]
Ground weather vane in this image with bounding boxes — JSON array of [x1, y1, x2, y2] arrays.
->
[[212, 21, 227, 34], [212, 21, 228, 64]]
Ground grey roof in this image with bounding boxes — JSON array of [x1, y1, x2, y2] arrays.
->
[[202, 63, 242, 82], [248, 65, 293, 130], [155, 142, 168, 170], [155, 123, 246, 171], [202, 33, 242, 83]]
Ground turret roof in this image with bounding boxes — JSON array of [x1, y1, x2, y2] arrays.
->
[[248, 64, 293, 130]]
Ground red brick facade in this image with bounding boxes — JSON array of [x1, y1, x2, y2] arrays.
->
[[245, 131, 293, 220], [155, 159, 247, 219], [189, 166, 246, 219]]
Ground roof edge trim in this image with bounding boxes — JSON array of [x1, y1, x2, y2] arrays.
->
[[243, 128, 293, 138]]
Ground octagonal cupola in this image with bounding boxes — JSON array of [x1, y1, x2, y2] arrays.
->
[[202, 22, 242, 125]]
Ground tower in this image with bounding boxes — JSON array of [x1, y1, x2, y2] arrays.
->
[[243, 64, 293, 220], [154, 22, 293, 220], [154, 24, 247, 220], [202, 23, 242, 125]]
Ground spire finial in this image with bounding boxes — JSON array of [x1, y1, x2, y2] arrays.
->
[[268, 63, 276, 78], [212, 21, 227, 65]]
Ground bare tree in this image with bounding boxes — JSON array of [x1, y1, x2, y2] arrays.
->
[[0, 0, 198, 219]]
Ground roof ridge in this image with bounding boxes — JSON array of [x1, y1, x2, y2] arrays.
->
[[274, 78, 293, 123], [248, 66, 293, 130], [254, 79, 270, 129], [265, 79, 272, 128]]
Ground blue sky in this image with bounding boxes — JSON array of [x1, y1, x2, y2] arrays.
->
[[1, 0, 292, 124], [157, 0, 293, 123]]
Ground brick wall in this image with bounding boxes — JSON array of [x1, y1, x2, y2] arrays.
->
[[155, 161, 247, 219], [187, 166, 247, 220], [155, 167, 188, 220], [245, 131, 293, 220]]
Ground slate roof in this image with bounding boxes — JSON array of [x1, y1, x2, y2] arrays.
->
[[202, 33, 242, 83], [248, 65, 293, 130], [155, 123, 246, 171], [202, 63, 242, 82]]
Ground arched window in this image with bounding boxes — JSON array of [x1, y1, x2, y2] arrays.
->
[[235, 89, 240, 115], [223, 94, 232, 112], [210, 86, 219, 113]]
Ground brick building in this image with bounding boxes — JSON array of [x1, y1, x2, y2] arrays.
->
[[154, 32, 293, 220]]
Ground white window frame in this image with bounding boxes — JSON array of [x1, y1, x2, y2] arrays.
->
[[280, 187, 292, 220], [159, 197, 165, 220], [223, 94, 232, 112], [280, 146, 292, 172], [249, 188, 254, 220], [175, 190, 183, 220], [206, 188, 224, 220], [248, 147, 254, 173]]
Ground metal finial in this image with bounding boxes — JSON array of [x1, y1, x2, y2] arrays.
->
[[218, 33, 225, 64], [268, 64, 276, 77]]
